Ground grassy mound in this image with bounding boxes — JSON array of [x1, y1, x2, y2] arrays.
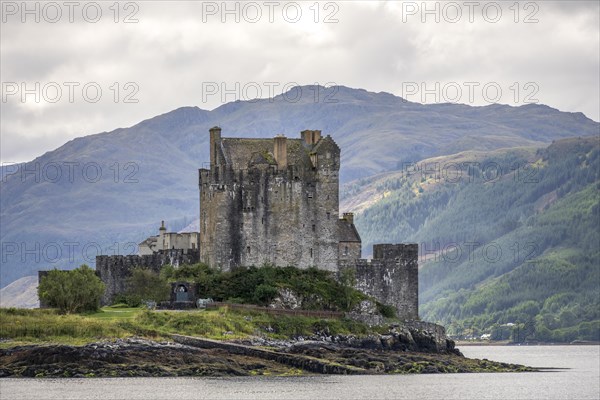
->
[[0, 305, 379, 346]]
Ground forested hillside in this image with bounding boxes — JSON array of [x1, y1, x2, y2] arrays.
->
[[342, 137, 599, 341]]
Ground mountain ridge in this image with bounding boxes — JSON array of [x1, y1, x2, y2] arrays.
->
[[1, 86, 598, 290]]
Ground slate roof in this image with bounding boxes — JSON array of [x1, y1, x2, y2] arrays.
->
[[220, 138, 311, 169], [139, 236, 158, 247], [338, 219, 361, 242], [312, 134, 340, 153]]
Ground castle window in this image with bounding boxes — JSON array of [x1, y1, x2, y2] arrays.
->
[[344, 245, 349, 256], [307, 192, 313, 199], [310, 248, 313, 258], [312, 224, 316, 232], [327, 212, 331, 220], [246, 246, 251, 255]]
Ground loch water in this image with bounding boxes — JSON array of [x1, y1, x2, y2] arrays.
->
[[1, 345, 598, 400]]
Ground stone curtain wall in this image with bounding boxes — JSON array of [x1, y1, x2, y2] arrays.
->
[[95, 244, 419, 319], [96, 249, 199, 305], [340, 244, 418, 321]]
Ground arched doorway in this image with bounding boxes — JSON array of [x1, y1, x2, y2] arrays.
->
[[175, 284, 189, 302]]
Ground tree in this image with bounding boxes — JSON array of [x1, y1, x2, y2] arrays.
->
[[127, 267, 170, 303], [38, 265, 105, 314]]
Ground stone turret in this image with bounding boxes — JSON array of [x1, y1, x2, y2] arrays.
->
[[209, 126, 222, 181], [159, 220, 166, 250]]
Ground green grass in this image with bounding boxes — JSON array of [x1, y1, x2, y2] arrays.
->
[[0, 306, 379, 346], [85, 306, 142, 320], [0, 307, 132, 346], [134, 306, 376, 340]]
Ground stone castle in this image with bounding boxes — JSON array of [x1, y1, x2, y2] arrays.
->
[[199, 127, 360, 270], [96, 127, 419, 320]]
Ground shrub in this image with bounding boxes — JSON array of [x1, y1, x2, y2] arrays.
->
[[113, 294, 143, 308], [377, 302, 397, 318], [253, 284, 279, 305], [127, 268, 170, 303], [38, 265, 105, 314]]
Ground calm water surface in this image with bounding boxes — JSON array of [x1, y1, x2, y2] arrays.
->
[[1, 345, 598, 400]]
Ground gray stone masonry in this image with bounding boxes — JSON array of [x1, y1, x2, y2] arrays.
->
[[96, 249, 199, 305], [199, 127, 353, 272], [339, 244, 419, 321]]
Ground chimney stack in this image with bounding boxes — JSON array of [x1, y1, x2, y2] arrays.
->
[[343, 212, 354, 224], [159, 220, 166, 249], [301, 130, 322, 145]]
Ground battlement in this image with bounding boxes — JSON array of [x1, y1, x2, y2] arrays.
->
[[373, 243, 418, 260]]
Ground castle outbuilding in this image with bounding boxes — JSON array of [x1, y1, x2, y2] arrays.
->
[[138, 221, 199, 255]]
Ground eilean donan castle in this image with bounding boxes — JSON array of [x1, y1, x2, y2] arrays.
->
[[97, 127, 418, 320]]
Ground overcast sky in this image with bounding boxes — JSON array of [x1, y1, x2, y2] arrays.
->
[[1, 1, 599, 163]]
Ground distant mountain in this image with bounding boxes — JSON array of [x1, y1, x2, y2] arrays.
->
[[1, 85, 598, 289], [0, 276, 39, 309], [343, 137, 600, 342]]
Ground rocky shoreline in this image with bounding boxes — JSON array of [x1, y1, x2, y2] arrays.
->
[[0, 333, 536, 378]]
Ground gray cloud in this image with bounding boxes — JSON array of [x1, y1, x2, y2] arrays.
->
[[1, 0, 598, 163]]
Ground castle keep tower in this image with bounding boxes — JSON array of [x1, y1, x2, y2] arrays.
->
[[199, 127, 361, 271]]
